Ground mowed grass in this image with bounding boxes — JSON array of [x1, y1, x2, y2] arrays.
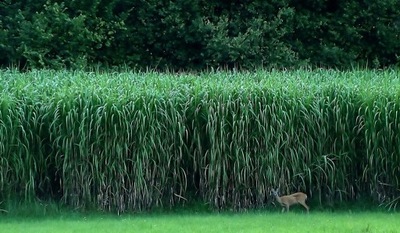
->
[[0, 211, 399, 233]]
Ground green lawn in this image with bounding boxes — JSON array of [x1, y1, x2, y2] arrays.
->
[[0, 212, 399, 233]]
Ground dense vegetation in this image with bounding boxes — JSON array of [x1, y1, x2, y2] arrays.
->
[[0, 69, 399, 213], [1, 0, 400, 70]]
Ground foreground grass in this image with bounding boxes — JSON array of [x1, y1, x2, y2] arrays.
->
[[0, 211, 399, 233]]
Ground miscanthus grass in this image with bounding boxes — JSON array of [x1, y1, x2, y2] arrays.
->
[[0, 69, 399, 213]]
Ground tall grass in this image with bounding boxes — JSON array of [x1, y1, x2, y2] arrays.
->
[[0, 69, 399, 212]]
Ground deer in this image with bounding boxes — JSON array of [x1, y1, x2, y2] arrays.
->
[[271, 188, 309, 213]]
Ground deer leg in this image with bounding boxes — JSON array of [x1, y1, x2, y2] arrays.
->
[[299, 201, 309, 213]]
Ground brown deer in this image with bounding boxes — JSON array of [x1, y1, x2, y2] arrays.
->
[[271, 188, 309, 213]]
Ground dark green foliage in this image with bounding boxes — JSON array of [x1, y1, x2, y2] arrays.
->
[[289, 0, 400, 68], [0, 0, 399, 69], [0, 0, 125, 69]]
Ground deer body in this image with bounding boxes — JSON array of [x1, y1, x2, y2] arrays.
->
[[271, 188, 309, 213]]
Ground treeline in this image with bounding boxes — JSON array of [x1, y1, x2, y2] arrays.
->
[[1, 0, 400, 70]]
